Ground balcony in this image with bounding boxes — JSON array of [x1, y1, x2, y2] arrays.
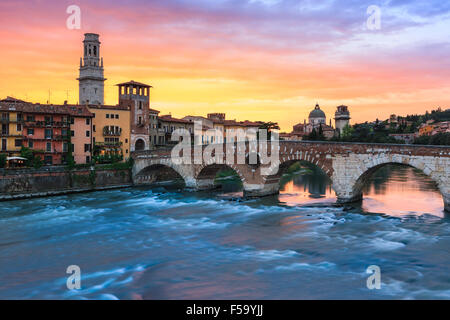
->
[[22, 135, 70, 141], [1, 118, 23, 123], [25, 121, 70, 128], [95, 141, 123, 148], [0, 132, 22, 137], [103, 126, 122, 137]]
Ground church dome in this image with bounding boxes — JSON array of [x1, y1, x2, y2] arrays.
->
[[309, 104, 326, 119]]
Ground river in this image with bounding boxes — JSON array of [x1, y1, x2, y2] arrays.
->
[[0, 164, 449, 299]]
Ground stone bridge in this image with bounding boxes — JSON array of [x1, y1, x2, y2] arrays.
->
[[131, 141, 450, 212]]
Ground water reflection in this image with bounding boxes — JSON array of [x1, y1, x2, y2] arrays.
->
[[278, 163, 444, 217], [361, 165, 444, 218], [279, 169, 335, 206]]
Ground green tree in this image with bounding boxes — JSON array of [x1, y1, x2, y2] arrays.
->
[[341, 124, 354, 139], [258, 122, 280, 140], [20, 146, 34, 166], [0, 154, 7, 168], [32, 156, 43, 169]]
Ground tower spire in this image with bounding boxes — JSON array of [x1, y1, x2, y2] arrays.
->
[[77, 33, 106, 105]]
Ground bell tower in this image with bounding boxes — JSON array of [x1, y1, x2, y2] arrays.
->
[[77, 33, 106, 105], [335, 105, 351, 135]]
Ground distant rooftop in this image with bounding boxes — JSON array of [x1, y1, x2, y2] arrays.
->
[[116, 80, 152, 88]]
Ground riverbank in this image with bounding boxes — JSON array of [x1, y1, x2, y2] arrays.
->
[[0, 165, 132, 201]]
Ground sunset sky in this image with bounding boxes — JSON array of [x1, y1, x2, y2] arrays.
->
[[1, 0, 450, 131]]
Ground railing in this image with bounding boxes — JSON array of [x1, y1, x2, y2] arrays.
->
[[22, 135, 70, 141], [103, 126, 122, 137], [1, 118, 23, 123], [0, 133, 22, 137], [25, 121, 70, 128], [95, 141, 123, 148]]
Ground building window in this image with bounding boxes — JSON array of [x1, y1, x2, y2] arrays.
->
[[84, 144, 91, 152], [44, 156, 52, 165], [86, 118, 90, 125], [1, 139, 6, 151], [71, 130, 75, 137], [45, 116, 53, 124], [125, 139, 128, 143], [139, 102, 143, 110], [86, 130, 90, 137], [17, 123, 22, 131], [126, 149, 128, 154], [46, 142, 51, 152], [86, 156, 90, 163], [70, 117, 74, 125], [45, 129, 53, 139], [138, 116, 142, 125], [27, 128, 34, 135], [63, 143, 68, 152], [26, 115, 35, 122], [28, 140, 34, 149], [106, 114, 110, 119], [15, 139, 22, 147], [71, 144, 75, 152], [115, 114, 119, 119], [93, 125, 96, 132]]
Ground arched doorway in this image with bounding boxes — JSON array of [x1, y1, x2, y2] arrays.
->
[[135, 139, 145, 151]]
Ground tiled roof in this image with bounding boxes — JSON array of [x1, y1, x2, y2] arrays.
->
[[159, 115, 191, 124], [0, 96, 28, 104], [223, 120, 261, 127], [116, 80, 152, 88], [64, 105, 94, 117], [87, 104, 130, 111], [0, 100, 93, 117]]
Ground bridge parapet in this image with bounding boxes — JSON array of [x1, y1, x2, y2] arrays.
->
[[131, 141, 450, 211]]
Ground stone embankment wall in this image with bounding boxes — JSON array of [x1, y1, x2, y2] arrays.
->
[[0, 166, 132, 201]]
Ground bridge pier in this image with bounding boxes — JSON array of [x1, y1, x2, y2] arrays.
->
[[336, 194, 363, 205], [332, 180, 363, 206], [243, 183, 279, 198], [195, 178, 218, 191], [444, 193, 450, 213]]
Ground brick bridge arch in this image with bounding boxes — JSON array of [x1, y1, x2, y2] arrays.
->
[[132, 157, 196, 187], [132, 142, 450, 212], [332, 152, 449, 206]]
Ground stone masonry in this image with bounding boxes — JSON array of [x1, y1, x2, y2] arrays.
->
[[132, 142, 450, 212]]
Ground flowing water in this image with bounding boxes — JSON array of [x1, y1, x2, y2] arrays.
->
[[0, 164, 449, 299]]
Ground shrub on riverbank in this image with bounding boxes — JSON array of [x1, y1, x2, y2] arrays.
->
[[215, 169, 243, 187], [0, 154, 6, 168]]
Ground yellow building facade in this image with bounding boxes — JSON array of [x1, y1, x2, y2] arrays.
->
[[87, 105, 131, 160], [1, 108, 24, 156]]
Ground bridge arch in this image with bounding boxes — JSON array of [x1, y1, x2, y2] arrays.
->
[[195, 163, 246, 190], [133, 159, 195, 188], [334, 155, 449, 211], [243, 150, 334, 198]]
